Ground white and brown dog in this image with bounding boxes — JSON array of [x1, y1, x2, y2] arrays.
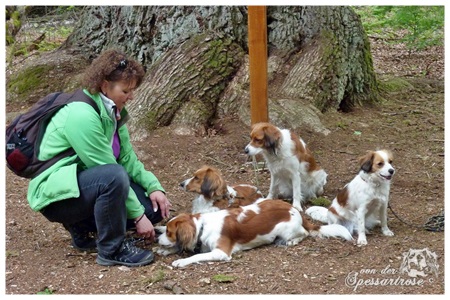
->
[[180, 165, 264, 214], [244, 122, 327, 211], [306, 150, 395, 246], [157, 199, 353, 267]]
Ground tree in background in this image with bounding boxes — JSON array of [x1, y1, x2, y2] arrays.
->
[[59, 6, 378, 135]]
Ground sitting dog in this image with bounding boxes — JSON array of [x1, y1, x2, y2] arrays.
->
[[306, 149, 395, 246], [180, 165, 263, 214], [157, 199, 353, 267], [244, 122, 327, 211]]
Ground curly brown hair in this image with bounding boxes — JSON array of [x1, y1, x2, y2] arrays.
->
[[82, 49, 146, 94]]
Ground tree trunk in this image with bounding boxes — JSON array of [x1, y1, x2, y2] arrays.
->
[[61, 6, 379, 135], [270, 6, 378, 112]]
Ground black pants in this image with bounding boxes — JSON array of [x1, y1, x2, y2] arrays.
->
[[41, 164, 163, 256]]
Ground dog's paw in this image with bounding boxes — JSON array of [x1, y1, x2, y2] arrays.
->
[[156, 247, 175, 256], [285, 238, 303, 246], [357, 237, 368, 246], [172, 258, 189, 268], [382, 228, 394, 236]]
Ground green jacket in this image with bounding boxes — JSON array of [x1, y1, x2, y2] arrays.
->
[[27, 89, 165, 219]]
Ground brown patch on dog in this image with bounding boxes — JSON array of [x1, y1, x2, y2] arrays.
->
[[290, 131, 321, 172], [328, 206, 339, 216], [216, 200, 292, 255], [301, 214, 321, 232], [336, 186, 349, 207], [381, 149, 394, 163], [359, 150, 375, 173], [230, 185, 264, 207]]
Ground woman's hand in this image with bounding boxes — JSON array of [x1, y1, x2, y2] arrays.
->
[[149, 190, 172, 219], [134, 214, 155, 241]]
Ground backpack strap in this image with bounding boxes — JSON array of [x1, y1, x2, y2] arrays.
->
[[70, 89, 100, 115], [33, 90, 101, 178]]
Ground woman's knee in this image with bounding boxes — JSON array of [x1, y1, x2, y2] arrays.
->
[[98, 164, 129, 195]]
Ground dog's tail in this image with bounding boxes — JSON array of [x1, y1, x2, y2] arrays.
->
[[314, 224, 353, 241], [305, 206, 329, 224], [302, 215, 353, 241]]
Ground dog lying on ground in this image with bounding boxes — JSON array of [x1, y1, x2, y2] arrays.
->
[[306, 149, 395, 246], [180, 165, 263, 213], [157, 198, 353, 267], [244, 122, 327, 211]]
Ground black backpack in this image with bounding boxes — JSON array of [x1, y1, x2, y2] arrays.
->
[[6, 89, 100, 178]]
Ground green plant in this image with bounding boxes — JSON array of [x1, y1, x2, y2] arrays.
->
[[212, 274, 237, 283], [5, 250, 20, 258], [141, 268, 165, 285], [37, 287, 53, 295], [353, 6, 444, 52], [336, 121, 348, 129]]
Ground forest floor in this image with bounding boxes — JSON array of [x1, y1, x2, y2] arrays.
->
[[4, 35, 445, 295]]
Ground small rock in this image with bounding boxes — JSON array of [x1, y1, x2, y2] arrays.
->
[[163, 280, 185, 294], [199, 277, 211, 286], [163, 280, 176, 290]]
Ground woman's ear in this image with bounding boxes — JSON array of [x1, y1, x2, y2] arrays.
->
[[100, 80, 109, 95]]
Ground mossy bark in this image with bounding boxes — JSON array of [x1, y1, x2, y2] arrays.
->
[[126, 32, 245, 133]]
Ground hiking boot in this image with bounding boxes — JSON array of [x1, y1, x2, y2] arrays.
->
[[96, 239, 154, 267], [63, 223, 97, 252]]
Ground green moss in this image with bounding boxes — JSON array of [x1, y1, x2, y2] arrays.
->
[[6, 64, 54, 100], [212, 274, 237, 283], [204, 38, 238, 78], [143, 109, 160, 131], [141, 269, 165, 284], [378, 76, 414, 93], [309, 197, 332, 207]]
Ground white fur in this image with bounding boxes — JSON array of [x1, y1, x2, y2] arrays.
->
[[191, 194, 220, 214], [312, 224, 354, 241], [245, 127, 327, 212], [304, 206, 329, 224], [306, 150, 395, 246]]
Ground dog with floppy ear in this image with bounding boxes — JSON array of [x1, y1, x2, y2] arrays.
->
[[180, 165, 264, 214], [244, 122, 327, 211], [306, 149, 395, 246], [157, 199, 353, 267]]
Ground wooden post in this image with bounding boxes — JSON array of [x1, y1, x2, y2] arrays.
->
[[248, 6, 268, 124]]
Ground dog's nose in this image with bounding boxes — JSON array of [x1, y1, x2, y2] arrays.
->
[[244, 146, 249, 154], [389, 168, 395, 175], [179, 181, 185, 188]]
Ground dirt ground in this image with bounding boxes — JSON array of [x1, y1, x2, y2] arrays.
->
[[4, 38, 445, 295]]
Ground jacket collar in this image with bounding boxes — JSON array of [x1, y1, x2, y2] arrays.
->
[[99, 92, 119, 121], [84, 89, 130, 128]]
